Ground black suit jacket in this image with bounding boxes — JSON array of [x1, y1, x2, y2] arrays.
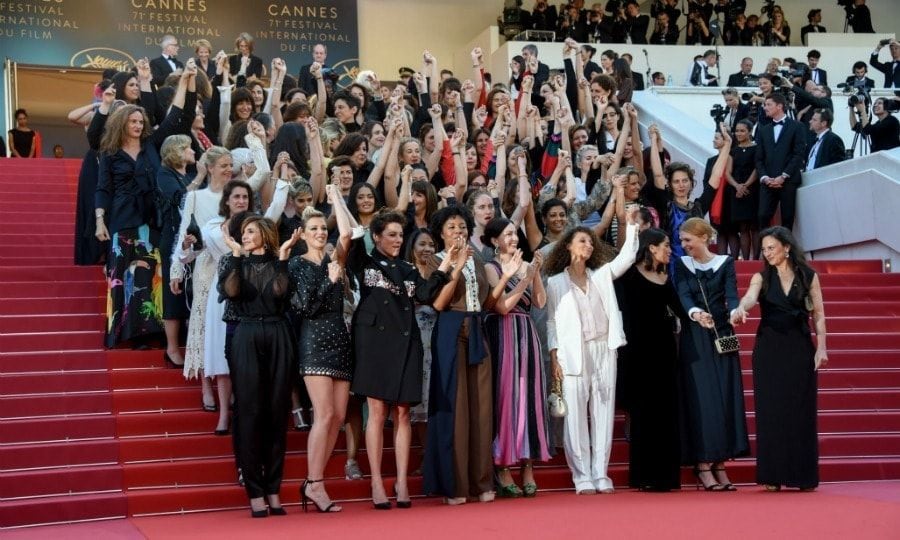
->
[[726, 72, 759, 87], [844, 75, 876, 91], [808, 68, 828, 86], [869, 53, 900, 89], [193, 58, 217, 80], [806, 130, 846, 170], [800, 24, 826, 46], [632, 72, 645, 91], [690, 62, 717, 87], [649, 25, 680, 45], [298, 63, 331, 96], [850, 5, 874, 33], [150, 55, 183, 89], [228, 54, 265, 79], [754, 118, 807, 184]]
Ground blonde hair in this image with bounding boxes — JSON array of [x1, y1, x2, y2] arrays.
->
[[318, 118, 346, 155], [234, 32, 254, 53], [160, 134, 192, 169], [203, 146, 231, 168], [194, 39, 212, 55], [301, 205, 325, 226], [679, 217, 716, 244]]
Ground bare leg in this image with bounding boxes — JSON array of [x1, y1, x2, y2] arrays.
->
[[200, 370, 215, 409], [366, 398, 388, 505], [163, 319, 183, 364], [738, 223, 752, 260], [215, 375, 232, 432], [302, 376, 347, 512], [393, 404, 412, 502]]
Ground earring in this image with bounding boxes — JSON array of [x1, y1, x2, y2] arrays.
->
[[494, 245, 500, 256]]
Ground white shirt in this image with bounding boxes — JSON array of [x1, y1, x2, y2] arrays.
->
[[806, 129, 829, 170]]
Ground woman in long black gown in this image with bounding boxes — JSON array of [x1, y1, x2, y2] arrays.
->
[[731, 226, 828, 491], [674, 217, 750, 491], [619, 228, 685, 491], [220, 216, 300, 517]]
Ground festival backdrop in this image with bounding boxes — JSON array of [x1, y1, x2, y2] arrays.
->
[[0, 0, 360, 133]]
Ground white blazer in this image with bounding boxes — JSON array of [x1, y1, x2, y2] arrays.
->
[[546, 223, 639, 376]]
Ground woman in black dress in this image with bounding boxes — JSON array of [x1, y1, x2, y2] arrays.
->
[[725, 120, 758, 260], [288, 204, 352, 513], [674, 217, 750, 491], [7, 108, 36, 158], [94, 60, 194, 348], [731, 226, 828, 491], [220, 216, 300, 517], [156, 134, 195, 367], [332, 186, 454, 509], [619, 228, 685, 491]]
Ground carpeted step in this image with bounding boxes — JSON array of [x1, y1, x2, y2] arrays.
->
[[0, 296, 104, 316], [0, 201, 73, 214], [742, 317, 900, 333], [736, 273, 900, 287], [817, 301, 900, 317], [0, 391, 113, 419], [0, 350, 108, 375], [0, 415, 115, 445], [0, 370, 110, 395], [0, 211, 74, 225], [744, 388, 900, 411], [743, 368, 900, 390], [0, 464, 123, 499], [0, 265, 102, 282], [739, 350, 900, 370], [0, 492, 127, 529], [0, 281, 106, 299], [736, 333, 900, 351], [0, 244, 77, 258], [0, 439, 120, 472], [0, 256, 76, 266], [0, 314, 106, 333], [734, 260, 885, 274], [0, 330, 103, 353], [112, 387, 227, 413], [0, 232, 74, 245]]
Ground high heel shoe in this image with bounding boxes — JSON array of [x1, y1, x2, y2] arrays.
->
[[201, 397, 218, 413], [292, 408, 310, 431], [266, 495, 287, 515], [164, 352, 184, 369], [520, 463, 538, 498], [300, 479, 339, 513], [250, 509, 268, 518], [496, 467, 523, 498], [693, 466, 725, 491], [372, 484, 392, 510], [393, 486, 412, 509], [712, 465, 737, 491]]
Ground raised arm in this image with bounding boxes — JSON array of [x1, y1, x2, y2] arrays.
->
[[326, 184, 355, 266], [648, 124, 666, 189], [706, 123, 732, 191], [311, 62, 327, 124], [305, 118, 326, 204]]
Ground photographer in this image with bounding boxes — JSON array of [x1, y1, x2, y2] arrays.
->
[[650, 0, 682, 27], [850, 97, 900, 152], [727, 58, 759, 87], [649, 10, 680, 45], [531, 1, 558, 32], [587, 3, 615, 43], [847, 0, 874, 34], [685, 8, 713, 46], [558, 2, 590, 42], [715, 0, 747, 35], [720, 88, 750, 132], [612, 1, 651, 45], [869, 39, 900, 90], [780, 67, 833, 125], [762, 9, 790, 46]]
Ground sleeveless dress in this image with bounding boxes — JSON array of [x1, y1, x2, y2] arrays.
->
[[483, 261, 551, 466], [753, 268, 819, 489]]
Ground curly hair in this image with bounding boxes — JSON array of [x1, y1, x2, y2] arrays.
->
[[370, 208, 407, 237], [430, 204, 474, 252], [99, 105, 151, 154], [160, 134, 192, 169], [543, 226, 618, 276], [665, 162, 696, 189]]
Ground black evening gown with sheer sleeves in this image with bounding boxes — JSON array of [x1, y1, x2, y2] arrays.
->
[[618, 266, 684, 490], [675, 255, 750, 465], [219, 253, 295, 500], [753, 267, 819, 489]]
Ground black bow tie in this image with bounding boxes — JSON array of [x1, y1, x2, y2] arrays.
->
[[169, 56, 177, 61], [773, 121, 784, 126]]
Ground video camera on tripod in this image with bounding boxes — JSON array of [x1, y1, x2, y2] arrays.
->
[[837, 79, 872, 107]]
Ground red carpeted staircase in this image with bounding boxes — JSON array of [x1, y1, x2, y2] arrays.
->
[[2, 159, 900, 528]]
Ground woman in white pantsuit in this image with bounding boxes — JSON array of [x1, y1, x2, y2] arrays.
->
[[545, 210, 638, 494]]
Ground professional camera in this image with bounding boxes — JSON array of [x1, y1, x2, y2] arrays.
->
[[761, 0, 776, 18], [837, 79, 871, 107], [710, 103, 728, 123]]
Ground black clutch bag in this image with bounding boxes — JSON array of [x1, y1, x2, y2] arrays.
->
[[186, 214, 204, 251]]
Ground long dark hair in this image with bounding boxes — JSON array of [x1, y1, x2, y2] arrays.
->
[[269, 123, 310, 178], [543, 226, 616, 276], [347, 182, 383, 220], [218, 179, 254, 218], [480, 217, 512, 251], [758, 226, 814, 296], [637, 228, 669, 274]]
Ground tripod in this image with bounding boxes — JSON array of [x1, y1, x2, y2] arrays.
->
[[849, 105, 871, 158]]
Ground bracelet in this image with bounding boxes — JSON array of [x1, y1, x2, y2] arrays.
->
[[95, 210, 104, 218]]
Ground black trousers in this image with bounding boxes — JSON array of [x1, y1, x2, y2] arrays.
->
[[228, 319, 295, 499], [758, 182, 798, 231]]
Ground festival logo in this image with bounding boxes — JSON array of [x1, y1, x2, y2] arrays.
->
[[331, 58, 360, 89], [70, 48, 136, 72]]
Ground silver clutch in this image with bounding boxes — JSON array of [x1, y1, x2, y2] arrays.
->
[[548, 378, 567, 418]]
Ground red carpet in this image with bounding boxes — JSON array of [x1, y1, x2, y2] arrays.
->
[[2, 159, 900, 529], [3, 482, 900, 539]]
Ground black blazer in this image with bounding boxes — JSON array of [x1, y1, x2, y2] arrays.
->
[[150, 55, 183, 89], [193, 58, 217, 80], [726, 72, 759, 87], [632, 72, 645, 91], [690, 62, 717, 87], [869, 53, 900, 89], [228, 54, 265, 79], [800, 24, 826, 46], [806, 130, 846, 170], [754, 118, 807, 184], [808, 67, 828, 87]]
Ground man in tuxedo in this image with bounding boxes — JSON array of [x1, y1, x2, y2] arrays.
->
[[621, 53, 645, 90], [726, 57, 758, 87], [690, 50, 718, 87], [800, 9, 826, 46], [587, 3, 615, 42], [755, 93, 807, 230], [150, 35, 183, 90], [648, 10, 680, 45], [613, 1, 650, 44], [807, 50, 828, 86], [805, 109, 846, 172], [869, 39, 900, 91], [298, 44, 329, 96]]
